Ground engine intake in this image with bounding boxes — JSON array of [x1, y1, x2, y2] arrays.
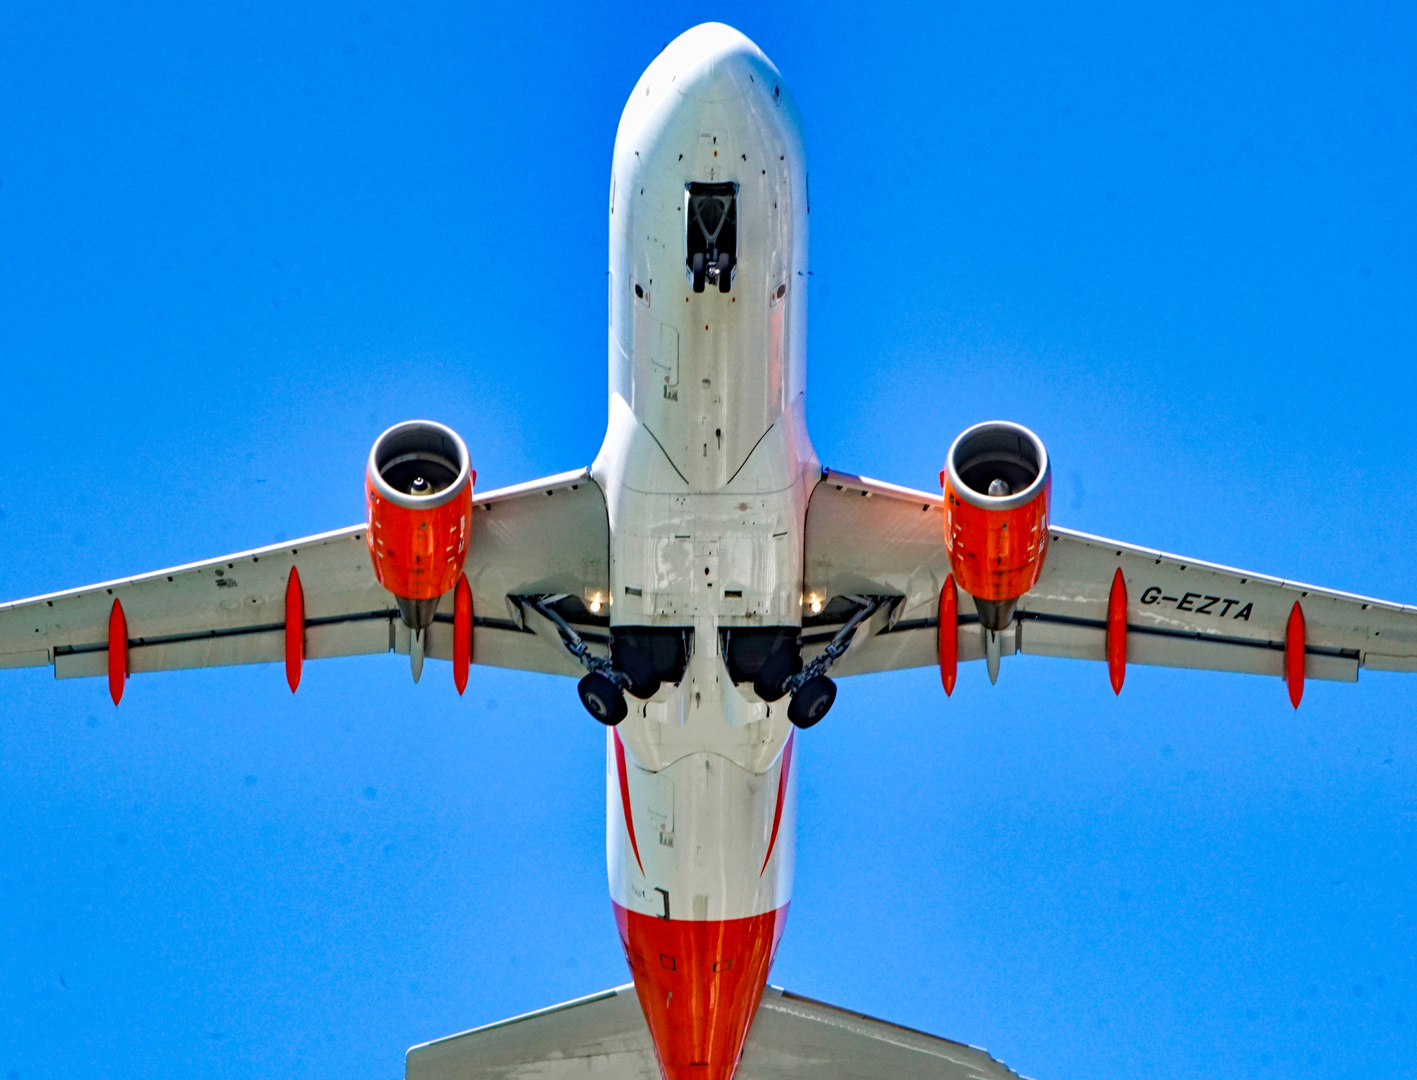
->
[[365, 420, 474, 630], [943, 421, 1051, 630]]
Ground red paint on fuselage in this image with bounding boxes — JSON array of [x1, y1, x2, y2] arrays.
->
[[760, 733, 793, 875], [614, 902, 788, 1080], [613, 731, 645, 875]]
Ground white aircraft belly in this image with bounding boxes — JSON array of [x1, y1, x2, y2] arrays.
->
[[608, 734, 797, 923], [606, 47, 809, 489], [592, 25, 817, 925]]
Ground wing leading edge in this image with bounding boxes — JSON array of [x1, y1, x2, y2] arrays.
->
[[802, 468, 1417, 684], [0, 469, 611, 686]]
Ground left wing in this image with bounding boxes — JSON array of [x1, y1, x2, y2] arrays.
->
[[802, 469, 1417, 683], [0, 469, 610, 686]]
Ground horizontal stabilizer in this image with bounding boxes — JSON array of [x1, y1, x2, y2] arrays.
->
[[406, 984, 1026, 1080]]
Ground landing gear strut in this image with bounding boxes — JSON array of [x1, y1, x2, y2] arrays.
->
[[757, 596, 894, 729], [524, 595, 635, 725]]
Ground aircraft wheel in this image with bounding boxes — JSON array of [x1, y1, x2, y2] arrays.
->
[[616, 644, 661, 700], [691, 253, 707, 293], [787, 675, 836, 728], [717, 252, 733, 293], [753, 646, 800, 703], [578, 673, 628, 726]]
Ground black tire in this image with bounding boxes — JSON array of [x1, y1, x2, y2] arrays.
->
[[787, 675, 836, 729], [691, 253, 707, 293], [615, 644, 661, 700], [753, 645, 801, 702], [578, 673, 628, 726], [717, 252, 733, 293]]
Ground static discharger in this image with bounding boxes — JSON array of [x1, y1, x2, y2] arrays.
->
[[107, 599, 127, 706], [1107, 568, 1127, 694], [285, 567, 305, 693]]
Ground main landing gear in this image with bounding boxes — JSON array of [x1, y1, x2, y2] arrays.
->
[[521, 596, 634, 726], [577, 672, 628, 726], [536, 593, 892, 731], [525, 597, 693, 728], [786, 674, 837, 728], [576, 638, 667, 727], [753, 596, 894, 730]]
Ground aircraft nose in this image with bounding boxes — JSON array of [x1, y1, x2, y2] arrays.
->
[[671, 23, 775, 103]]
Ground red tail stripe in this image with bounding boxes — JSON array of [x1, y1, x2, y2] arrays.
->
[[760, 732, 794, 875], [614, 901, 789, 1080], [614, 731, 644, 875]]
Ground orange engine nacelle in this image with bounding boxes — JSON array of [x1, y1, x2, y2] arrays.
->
[[943, 421, 1051, 630], [365, 420, 474, 630]]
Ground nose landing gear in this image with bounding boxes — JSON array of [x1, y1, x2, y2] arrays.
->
[[686, 182, 737, 294]]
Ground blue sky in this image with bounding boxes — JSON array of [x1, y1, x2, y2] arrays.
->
[[2, 3, 1416, 1078]]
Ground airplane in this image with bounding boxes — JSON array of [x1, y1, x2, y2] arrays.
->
[[2, 20, 1415, 1080]]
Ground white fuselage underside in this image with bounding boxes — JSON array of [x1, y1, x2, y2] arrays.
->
[[591, 26, 815, 924]]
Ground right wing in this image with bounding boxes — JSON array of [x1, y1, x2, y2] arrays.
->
[[802, 468, 1417, 684], [405, 983, 1026, 1080], [0, 469, 609, 685]]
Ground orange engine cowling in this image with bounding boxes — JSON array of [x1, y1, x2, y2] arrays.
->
[[365, 420, 474, 630], [943, 421, 1051, 630]]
